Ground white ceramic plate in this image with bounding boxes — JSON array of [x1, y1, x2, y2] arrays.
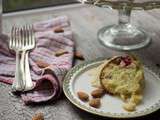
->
[[63, 58, 160, 118]]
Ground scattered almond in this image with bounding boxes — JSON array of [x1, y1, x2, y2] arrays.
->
[[32, 113, 44, 120], [54, 27, 64, 33], [74, 51, 85, 60], [36, 60, 50, 68], [55, 49, 68, 57], [89, 98, 101, 108], [77, 91, 89, 101], [91, 88, 105, 98]]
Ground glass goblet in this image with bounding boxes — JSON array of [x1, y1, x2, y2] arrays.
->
[[88, 0, 160, 50]]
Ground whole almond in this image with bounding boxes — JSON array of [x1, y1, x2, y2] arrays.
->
[[74, 51, 85, 60], [89, 98, 101, 108], [77, 91, 89, 101], [54, 27, 64, 33], [91, 88, 105, 98], [32, 113, 44, 120], [55, 49, 68, 57], [36, 60, 50, 68]]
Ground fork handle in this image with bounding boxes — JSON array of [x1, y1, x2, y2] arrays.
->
[[12, 51, 25, 91], [22, 51, 34, 91]]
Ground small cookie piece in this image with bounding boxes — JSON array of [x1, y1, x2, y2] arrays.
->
[[54, 27, 64, 33], [89, 98, 101, 108], [91, 88, 105, 98], [32, 113, 44, 120], [77, 91, 89, 101]]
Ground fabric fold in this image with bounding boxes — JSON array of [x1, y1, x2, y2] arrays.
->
[[21, 74, 60, 104]]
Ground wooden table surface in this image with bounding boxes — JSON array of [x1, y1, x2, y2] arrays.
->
[[1, 3, 160, 120]]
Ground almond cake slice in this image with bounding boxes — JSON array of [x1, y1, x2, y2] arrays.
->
[[99, 55, 144, 111]]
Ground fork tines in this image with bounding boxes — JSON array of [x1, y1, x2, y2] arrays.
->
[[9, 25, 35, 50]]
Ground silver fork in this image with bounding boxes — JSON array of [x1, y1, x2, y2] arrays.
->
[[9, 26, 25, 91], [21, 25, 35, 91]]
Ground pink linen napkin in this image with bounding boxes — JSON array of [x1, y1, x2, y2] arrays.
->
[[0, 16, 75, 104]]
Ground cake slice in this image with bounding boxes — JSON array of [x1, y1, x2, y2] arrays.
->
[[99, 55, 144, 111]]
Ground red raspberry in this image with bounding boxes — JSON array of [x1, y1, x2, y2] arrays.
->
[[121, 56, 132, 66]]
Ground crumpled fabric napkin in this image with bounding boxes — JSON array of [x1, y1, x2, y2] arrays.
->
[[0, 16, 75, 104]]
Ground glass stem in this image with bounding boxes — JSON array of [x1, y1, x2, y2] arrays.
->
[[118, 5, 132, 25]]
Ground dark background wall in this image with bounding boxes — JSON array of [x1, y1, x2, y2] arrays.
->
[[3, 0, 79, 13]]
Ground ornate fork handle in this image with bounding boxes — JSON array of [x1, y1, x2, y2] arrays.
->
[[21, 51, 34, 91], [12, 51, 25, 91]]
